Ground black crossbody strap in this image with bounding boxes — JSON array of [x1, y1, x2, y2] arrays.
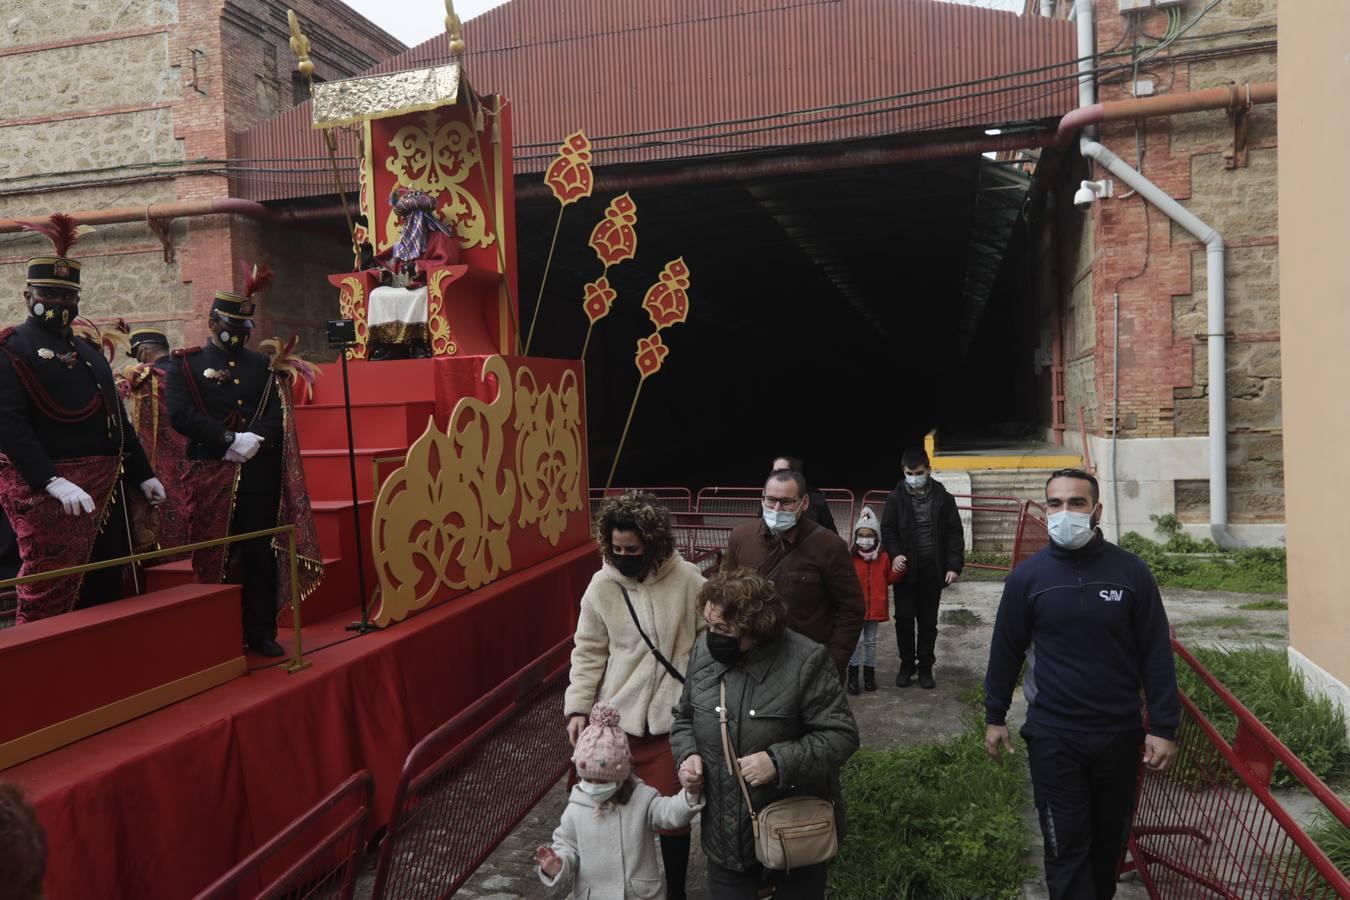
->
[[619, 584, 685, 684], [763, 526, 829, 581]]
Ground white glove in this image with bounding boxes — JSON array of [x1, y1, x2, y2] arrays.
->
[[46, 476, 95, 516], [224, 449, 246, 464], [228, 432, 264, 461], [140, 477, 166, 506]]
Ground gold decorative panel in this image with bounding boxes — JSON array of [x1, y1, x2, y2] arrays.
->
[[513, 367, 583, 546], [312, 63, 462, 128]]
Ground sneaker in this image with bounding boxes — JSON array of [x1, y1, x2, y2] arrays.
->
[[896, 667, 914, 688], [918, 668, 936, 690]]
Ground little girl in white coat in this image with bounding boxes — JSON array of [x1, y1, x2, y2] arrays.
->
[[535, 702, 703, 899]]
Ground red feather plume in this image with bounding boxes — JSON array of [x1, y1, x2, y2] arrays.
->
[[238, 260, 275, 299], [19, 213, 85, 257]]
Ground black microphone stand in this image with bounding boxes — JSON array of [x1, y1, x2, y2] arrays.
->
[[328, 320, 375, 633]]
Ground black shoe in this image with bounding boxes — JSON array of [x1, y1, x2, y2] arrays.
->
[[248, 638, 286, 658], [847, 666, 861, 696], [896, 665, 915, 688], [918, 667, 936, 690], [863, 666, 877, 692]]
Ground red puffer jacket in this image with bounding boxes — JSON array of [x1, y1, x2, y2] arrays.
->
[[853, 553, 903, 621]]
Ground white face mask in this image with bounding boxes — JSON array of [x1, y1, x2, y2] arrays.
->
[[1048, 510, 1096, 549], [905, 473, 929, 489], [763, 508, 799, 533], [855, 536, 877, 550], [577, 780, 619, 803]]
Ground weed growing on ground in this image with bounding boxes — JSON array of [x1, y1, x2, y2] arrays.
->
[[1121, 516, 1287, 594], [1305, 809, 1350, 878], [828, 709, 1031, 899], [1177, 646, 1350, 789], [940, 607, 983, 627], [1238, 598, 1289, 611]]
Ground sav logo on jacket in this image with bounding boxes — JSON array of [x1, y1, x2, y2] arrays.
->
[[1099, 589, 1124, 603]]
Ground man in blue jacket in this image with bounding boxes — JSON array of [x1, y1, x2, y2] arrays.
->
[[984, 468, 1179, 900]]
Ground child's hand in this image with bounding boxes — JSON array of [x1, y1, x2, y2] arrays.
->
[[534, 844, 562, 878], [678, 754, 704, 793]]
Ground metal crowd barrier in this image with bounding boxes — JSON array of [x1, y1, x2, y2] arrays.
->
[[696, 486, 853, 537], [368, 636, 575, 899], [1011, 500, 1049, 570], [587, 486, 693, 520], [861, 489, 1029, 572], [669, 511, 753, 574], [192, 771, 374, 900], [1124, 640, 1350, 898]]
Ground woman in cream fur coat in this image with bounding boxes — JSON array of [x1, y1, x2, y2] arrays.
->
[[565, 491, 705, 900]]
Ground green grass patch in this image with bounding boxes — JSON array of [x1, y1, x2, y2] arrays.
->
[[1119, 515, 1286, 594], [828, 709, 1031, 899], [1177, 646, 1350, 789], [1178, 615, 1250, 632], [1305, 809, 1350, 879], [1238, 598, 1289, 611], [939, 607, 983, 627]]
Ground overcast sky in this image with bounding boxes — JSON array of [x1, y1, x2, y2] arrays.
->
[[342, 0, 1025, 50]]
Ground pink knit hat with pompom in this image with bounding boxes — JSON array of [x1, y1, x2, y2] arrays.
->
[[572, 702, 631, 782]]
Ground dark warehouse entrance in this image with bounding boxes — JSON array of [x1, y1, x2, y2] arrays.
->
[[514, 140, 1044, 493]]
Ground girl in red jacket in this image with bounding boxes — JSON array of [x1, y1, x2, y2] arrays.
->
[[848, 506, 903, 695]]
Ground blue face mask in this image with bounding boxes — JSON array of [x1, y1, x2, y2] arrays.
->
[[763, 508, 798, 533], [905, 473, 929, 489], [1048, 511, 1096, 549], [577, 780, 619, 803]]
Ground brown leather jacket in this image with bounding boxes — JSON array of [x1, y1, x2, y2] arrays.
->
[[723, 516, 865, 678]]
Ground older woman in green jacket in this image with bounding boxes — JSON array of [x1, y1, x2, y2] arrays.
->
[[670, 570, 860, 900]]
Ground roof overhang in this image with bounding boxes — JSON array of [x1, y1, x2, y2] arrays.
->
[[311, 62, 461, 129]]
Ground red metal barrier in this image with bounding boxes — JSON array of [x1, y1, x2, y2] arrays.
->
[[1124, 640, 1350, 898], [1011, 500, 1049, 569], [589, 486, 693, 519], [862, 489, 1028, 571], [369, 636, 575, 899], [193, 771, 374, 900], [696, 486, 851, 536], [819, 488, 855, 535]]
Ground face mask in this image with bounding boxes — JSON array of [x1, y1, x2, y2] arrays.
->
[[29, 297, 79, 329], [855, 536, 877, 551], [707, 631, 743, 666], [612, 555, 645, 579], [577, 780, 619, 803], [763, 507, 798, 533], [905, 473, 929, 489], [1048, 511, 1097, 549]]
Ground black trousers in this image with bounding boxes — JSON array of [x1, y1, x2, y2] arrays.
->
[[231, 491, 279, 645], [706, 859, 827, 900], [894, 563, 942, 669], [75, 483, 133, 610], [1021, 721, 1145, 900]]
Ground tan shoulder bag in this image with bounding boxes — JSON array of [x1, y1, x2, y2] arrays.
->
[[719, 680, 837, 872]]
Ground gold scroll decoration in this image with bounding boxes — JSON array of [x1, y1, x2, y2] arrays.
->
[[426, 268, 460, 356], [384, 110, 493, 251], [371, 355, 516, 626], [311, 63, 462, 128], [513, 366, 582, 546], [335, 275, 369, 360]]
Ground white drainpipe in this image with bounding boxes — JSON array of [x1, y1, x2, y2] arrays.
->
[[1070, 0, 1240, 548], [1041, 0, 1057, 18]]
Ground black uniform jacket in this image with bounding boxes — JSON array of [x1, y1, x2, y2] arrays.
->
[[164, 342, 283, 496], [0, 320, 153, 490]]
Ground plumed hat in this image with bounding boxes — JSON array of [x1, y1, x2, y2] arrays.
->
[[21, 214, 91, 292], [211, 261, 274, 327]]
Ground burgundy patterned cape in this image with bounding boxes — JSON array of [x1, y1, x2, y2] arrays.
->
[[184, 375, 323, 615], [0, 454, 121, 623], [119, 364, 189, 555]]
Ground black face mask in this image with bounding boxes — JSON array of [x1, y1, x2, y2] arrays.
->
[[612, 555, 645, 579], [707, 632, 743, 666], [28, 296, 79, 331]]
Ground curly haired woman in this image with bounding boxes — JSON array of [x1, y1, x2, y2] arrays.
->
[[564, 491, 706, 899]]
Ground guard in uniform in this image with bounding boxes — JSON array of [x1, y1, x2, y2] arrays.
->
[[0, 214, 165, 623], [165, 264, 288, 656], [119, 328, 190, 556]]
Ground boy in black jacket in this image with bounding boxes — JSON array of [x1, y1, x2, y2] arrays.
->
[[984, 468, 1179, 900], [880, 447, 964, 689]]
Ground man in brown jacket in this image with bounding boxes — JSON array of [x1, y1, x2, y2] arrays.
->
[[723, 469, 865, 680]]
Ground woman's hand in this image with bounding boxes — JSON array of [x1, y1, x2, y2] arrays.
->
[[533, 845, 562, 878], [566, 715, 587, 746], [738, 751, 777, 787]]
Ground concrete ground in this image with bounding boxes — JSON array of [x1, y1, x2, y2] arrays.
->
[[355, 579, 1292, 899]]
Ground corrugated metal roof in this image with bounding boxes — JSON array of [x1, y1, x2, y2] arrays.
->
[[234, 0, 1075, 201]]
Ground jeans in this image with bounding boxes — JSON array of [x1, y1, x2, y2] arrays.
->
[[1022, 721, 1145, 899], [706, 860, 827, 900], [848, 621, 879, 667]]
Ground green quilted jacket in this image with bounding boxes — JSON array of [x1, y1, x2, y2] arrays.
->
[[669, 629, 860, 871]]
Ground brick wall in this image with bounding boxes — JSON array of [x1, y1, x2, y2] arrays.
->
[[1049, 0, 1282, 525]]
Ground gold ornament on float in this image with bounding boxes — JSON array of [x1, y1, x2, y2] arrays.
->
[[335, 275, 369, 359], [513, 367, 583, 546], [371, 356, 516, 626], [383, 110, 494, 250]]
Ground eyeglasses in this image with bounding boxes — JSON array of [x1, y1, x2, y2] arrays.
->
[[762, 494, 804, 510]]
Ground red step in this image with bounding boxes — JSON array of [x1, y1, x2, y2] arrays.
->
[[144, 555, 359, 628], [307, 358, 440, 406], [293, 400, 436, 450], [301, 446, 406, 502]]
